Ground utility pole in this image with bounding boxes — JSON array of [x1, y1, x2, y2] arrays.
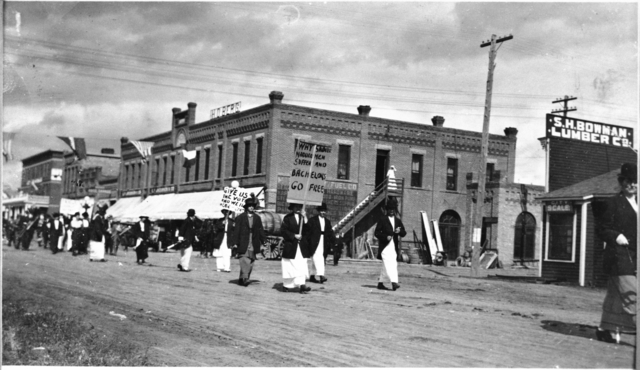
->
[[551, 95, 577, 117], [471, 34, 513, 277]]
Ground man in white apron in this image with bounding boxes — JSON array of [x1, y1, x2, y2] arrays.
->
[[306, 203, 336, 284], [374, 197, 406, 291], [280, 203, 311, 293]]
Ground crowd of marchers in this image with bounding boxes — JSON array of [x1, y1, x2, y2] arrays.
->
[[2, 195, 409, 294]]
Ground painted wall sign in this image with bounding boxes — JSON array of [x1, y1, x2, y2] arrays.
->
[[120, 189, 143, 197], [286, 140, 332, 206], [210, 102, 242, 119], [546, 114, 634, 148], [546, 200, 573, 214], [149, 185, 176, 195], [277, 176, 357, 222]]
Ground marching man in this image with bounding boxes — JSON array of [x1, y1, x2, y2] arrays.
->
[[306, 202, 336, 284], [231, 197, 265, 287], [374, 197, 406, 291], [280, 203, 312, 293]]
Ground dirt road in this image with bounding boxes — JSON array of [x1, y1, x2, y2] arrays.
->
[[2, 242, 635, 368]]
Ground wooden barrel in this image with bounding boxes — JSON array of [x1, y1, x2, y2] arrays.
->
[[256, 211, 286, 236], [407, 246, 421, 264]]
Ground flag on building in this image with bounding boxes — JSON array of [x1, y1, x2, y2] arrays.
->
[[3, 132, 15, 162], [182, 149, 197, 168], [57, 136, 87, 160], [128, 140, 154, 163], [30, 180, 39, 191]]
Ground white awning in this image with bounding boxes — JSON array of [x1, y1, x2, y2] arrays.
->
[[105, 197, 143, 221], [117, 187, 265, 222]]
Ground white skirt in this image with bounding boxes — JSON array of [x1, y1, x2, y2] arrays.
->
[[282, 245, 308, 279]]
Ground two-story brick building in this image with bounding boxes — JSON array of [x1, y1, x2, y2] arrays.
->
[[2, 150, 65, 218], [113, 91, 542, 264]]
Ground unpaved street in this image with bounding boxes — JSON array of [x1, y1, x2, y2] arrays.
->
[[2, 243, 635, 368]]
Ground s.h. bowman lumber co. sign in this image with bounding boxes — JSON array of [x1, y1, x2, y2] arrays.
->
[[546, 114, 634, 148]]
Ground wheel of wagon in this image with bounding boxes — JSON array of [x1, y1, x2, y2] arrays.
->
[[455, 256, 465, 267], [261, 236, 282, 260]]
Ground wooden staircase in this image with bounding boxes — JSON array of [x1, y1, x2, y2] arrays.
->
[[333, 177, 404, 239]]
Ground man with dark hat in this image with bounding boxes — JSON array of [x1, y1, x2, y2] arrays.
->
[[280, 203, 312, 293], [177, 209, 200, 272], [595, 162, 638, 342], [374, 197, 406, 291], [132, 215, 151, 265], [17, 209, 38, 250], [49, 212, 65, 254], [231, 197, 265, 286], [306, 202, 336, 284], [89, 204, 109, 262]]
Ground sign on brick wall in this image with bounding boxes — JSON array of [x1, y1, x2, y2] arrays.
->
[[277, 176, 357, 221], [546, 114, 634, 148]]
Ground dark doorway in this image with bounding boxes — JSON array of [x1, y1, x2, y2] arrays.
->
[[514, 212, 536, 261], [481, 217, 498, 251], [375, 150, 390, 187], [438, 210, 461, 259]]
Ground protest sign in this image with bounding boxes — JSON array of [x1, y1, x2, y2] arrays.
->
[[286, 140, 332, 206], [59, 198, 88, 216], [220, 186, 251, 214]]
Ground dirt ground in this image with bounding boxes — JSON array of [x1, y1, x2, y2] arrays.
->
[[2, 241, 636, 368]]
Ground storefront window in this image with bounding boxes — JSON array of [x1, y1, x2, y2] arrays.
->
[[547, 213, 574, 261]]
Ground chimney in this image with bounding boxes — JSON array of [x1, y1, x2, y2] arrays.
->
[[187, 102, 197, 126], [269, 91, 284, 104], [431, 115, 445, 127], [357, 105, 371, 116], [504, 127, 518, 138]]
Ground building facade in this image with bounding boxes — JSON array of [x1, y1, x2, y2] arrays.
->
[[116, 91, 534, 263], [3, 150, 65, 217]]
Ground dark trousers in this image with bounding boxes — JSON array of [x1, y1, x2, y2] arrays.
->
[[239, 246, 256, 280], [50, 235, 61, 254]]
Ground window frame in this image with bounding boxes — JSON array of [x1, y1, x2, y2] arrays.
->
[[337, 144, 351, 180], [446, 157, 458, 191], [544, 211, 577, 263], [411, 153, 423, 188]]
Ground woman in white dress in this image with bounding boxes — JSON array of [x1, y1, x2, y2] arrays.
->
[[213, 210, 234, 272]]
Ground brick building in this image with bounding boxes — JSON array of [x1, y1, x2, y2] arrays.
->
[[61, 148, 120, 215], [3, 150, 65, 218], [537, 114, 636, 286], [112, 90, 542, 264]]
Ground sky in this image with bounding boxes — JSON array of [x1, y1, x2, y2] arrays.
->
[[3, 2, 638, 191]]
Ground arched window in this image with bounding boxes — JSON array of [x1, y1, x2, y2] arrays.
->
[[438, 210, 461, 259], [514, 212, 536, 261]]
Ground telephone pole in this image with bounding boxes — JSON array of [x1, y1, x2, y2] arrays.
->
[[471, 34, 513, 277], [551, 95, 577, 117]]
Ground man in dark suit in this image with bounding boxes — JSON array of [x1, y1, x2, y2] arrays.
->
[[595, 162, 637, 342], [231, 198, 266, 286], [49, 213, 65, 254], [306, 203, 336, 284], [177, 209, 200, 272], [132, 215, 151, 265], [280, 203, 312, 293], [374, 197, 406, 291], [17, 210, 38, 250], [89, 204, 109, 262]]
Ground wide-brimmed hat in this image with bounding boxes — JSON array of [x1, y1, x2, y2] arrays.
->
[[316, 202, 328, 211], [618, 163, 637, 182], [244, 197, 257, 209], [139, 215, 149, 219], [288, 203, 303, 210], [385, 197, 398, 210], [187, 209, 196, 217]]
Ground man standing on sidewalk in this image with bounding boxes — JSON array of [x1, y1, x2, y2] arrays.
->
[[231, 198, 265, 286], [374, 197, 406, 291], [306, 203, 335, 284]]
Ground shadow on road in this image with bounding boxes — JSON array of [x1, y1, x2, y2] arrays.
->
[[541, 320, 634, 347]]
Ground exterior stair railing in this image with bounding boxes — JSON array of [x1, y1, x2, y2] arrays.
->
[[332, 177, 404, 237]]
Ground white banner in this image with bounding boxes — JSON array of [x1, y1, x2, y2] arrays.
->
[[220, 187, 251, 214], [286, 140, 332, 206], [59, 198, 88, 216]]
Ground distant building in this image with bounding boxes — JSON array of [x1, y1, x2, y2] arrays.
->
[[60, 147, 120, 215], [113, 90, 540, 266], [3, 150, 64, 218], [537, 114, 636, 286]]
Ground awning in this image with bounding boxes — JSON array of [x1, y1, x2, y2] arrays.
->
[[105, 197, 143, 220], [117, 187, 265, 222]]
